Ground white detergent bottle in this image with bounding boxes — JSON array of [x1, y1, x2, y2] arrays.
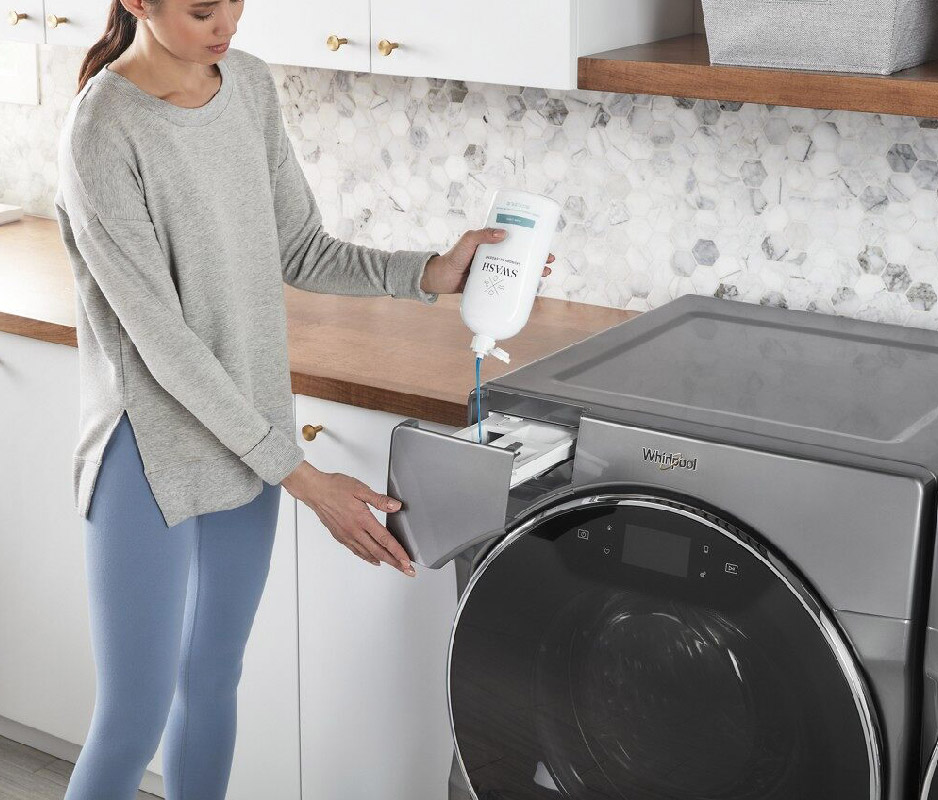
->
[[460, 189, 561, 363]]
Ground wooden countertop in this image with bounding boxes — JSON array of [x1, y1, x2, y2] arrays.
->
[[1, 214, 635, 426]]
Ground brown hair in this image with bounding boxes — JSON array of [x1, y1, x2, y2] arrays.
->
[[76, 0, 158, 94]]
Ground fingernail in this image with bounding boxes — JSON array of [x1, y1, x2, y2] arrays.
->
[[388, 499, 401, 510], [493, 228, 507, 236], [403, 562, 415, 575]]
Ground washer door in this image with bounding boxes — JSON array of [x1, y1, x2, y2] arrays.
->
[[449, 493, 882, 800]]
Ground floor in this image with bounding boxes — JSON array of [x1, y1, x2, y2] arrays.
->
[[0, 735, 159, 799]]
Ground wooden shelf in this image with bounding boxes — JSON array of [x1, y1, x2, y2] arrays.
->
[[578, 34, 938, 118]]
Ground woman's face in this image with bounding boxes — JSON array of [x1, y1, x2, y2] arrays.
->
[[145, 0, 243, 64]]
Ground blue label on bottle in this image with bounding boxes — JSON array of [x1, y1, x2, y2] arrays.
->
[[495, 212, 536, 229]]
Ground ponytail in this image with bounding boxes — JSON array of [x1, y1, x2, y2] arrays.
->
[[76, 1, 148, 94]]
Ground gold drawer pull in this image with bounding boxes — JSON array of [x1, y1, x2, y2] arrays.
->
[[377, 38, 399, 57], [8, 10, 27, 25], [302, 424, 325, 441], [46, 12, 67, 26], [326, 34, 348, 51]]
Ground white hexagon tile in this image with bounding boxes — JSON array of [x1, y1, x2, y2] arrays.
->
[[4, 44, 938, 329]]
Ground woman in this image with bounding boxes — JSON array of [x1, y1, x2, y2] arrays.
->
[[54, 0, 554, 797]]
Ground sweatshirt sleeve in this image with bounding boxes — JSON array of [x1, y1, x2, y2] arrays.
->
[[272, 121, 440, 304]]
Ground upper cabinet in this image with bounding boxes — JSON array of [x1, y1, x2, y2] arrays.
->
[[4, 0, 695, 88], [4, 0, 43, 43], [369, 0, 695, 89], [236, 0, 697, 90], [3, 0, 109, 46], [233, 0, 371, 73], [43, 0, 108, 47]]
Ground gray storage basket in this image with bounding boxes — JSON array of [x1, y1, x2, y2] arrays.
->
[[701, 0, 938, 75]]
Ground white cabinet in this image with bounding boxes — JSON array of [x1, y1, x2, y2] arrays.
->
[[9, 0, 695, 89], [0, 332, 96, 743], [369, 0, 695, 90], [235, 0, 695, 90], [233, 0, 370, 73], [42, 0, 108, 47], [294, 393, 458, 800], [223, 468, 302, 800], [1, 0, 108, 45], [2, 0, 44, 44]]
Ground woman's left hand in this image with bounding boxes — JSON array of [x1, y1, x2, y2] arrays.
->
[[419, 227, 555, 295]]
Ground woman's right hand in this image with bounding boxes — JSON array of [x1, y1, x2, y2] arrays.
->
[[281, 460, 416, 577]]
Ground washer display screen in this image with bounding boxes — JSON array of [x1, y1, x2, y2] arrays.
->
[[621, 523, 690, 577]]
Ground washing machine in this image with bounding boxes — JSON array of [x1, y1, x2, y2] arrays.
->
[[386, 294, 938, 800]]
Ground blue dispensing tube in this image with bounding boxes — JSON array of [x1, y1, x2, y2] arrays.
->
[[475, 356, 482, 443]]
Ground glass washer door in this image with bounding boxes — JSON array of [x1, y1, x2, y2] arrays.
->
[[448, 494, 882, 800]]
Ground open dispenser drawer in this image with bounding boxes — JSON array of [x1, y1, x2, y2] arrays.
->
[[386, 412, 577, 568]]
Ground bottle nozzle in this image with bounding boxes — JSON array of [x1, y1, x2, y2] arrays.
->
[[470, 334, 511, 363], [470, 334, 494, 359]]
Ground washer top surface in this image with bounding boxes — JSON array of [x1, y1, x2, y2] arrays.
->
[[490, 294, 938, 473]]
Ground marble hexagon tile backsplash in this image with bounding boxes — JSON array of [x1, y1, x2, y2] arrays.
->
[[5, 44, 938, 328]]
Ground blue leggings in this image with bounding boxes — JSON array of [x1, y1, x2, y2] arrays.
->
[[64, 411, 282, 800]]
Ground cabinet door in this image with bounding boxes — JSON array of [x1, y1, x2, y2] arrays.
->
[[2, 0, 45, 44], [295, 394, 458, 800], [234, 0, 369, 72], [370, 0, 575, 89], [222, 460, 301, 800], [0, 332, 95, 744], [42, 0, 110, 48]]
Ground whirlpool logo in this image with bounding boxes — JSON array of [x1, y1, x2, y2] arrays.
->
[[642, 448, 698, 472]]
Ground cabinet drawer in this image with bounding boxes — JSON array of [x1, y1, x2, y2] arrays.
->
[[386, 412, 575, 568]]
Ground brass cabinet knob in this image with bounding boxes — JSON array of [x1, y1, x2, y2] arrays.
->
[[302, 424, 325, 441], [46, 12, 67, 26], [326, 34, 348, 51], [377, 38, 399, 57], [7, 10, 27, 24]]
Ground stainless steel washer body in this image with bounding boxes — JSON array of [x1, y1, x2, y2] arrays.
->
[[386, 295, 938, 800]]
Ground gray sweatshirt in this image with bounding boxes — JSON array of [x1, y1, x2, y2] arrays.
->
[[54, 47, 439, 528]]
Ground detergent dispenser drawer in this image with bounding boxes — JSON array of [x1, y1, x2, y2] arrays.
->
[[386, 413, 576, 568]]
